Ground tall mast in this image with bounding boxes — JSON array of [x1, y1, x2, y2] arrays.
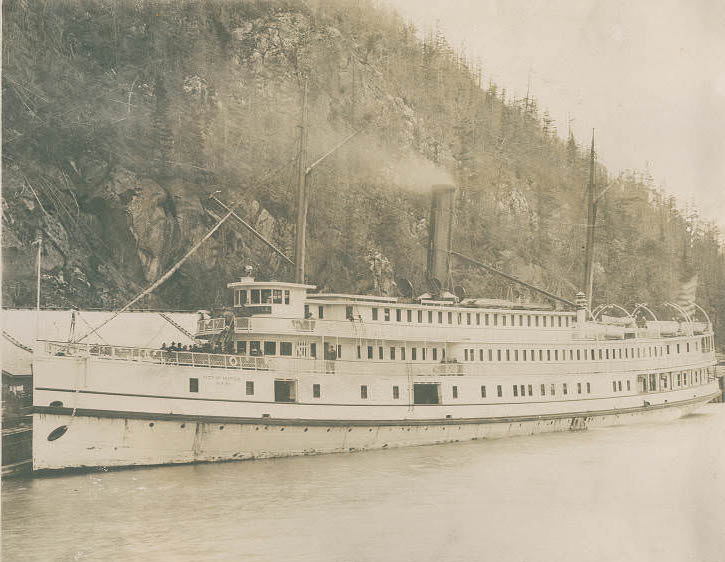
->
[[294, 79, 309, 284], [34, 234, 42, 345], [582, 129, 596, 308]]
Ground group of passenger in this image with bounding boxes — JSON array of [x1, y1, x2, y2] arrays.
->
[[161, 342, 220, 353]]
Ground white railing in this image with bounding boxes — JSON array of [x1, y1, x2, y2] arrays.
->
[[41, 340, 471, 377], [196, 317, 226, 334], [235, 317, 251, 331], [44, 341, 270, 371]]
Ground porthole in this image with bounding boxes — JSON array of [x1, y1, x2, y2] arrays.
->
[[149, 422, 154, 427], [49, 400, 63, 407], [47, 425, 68, 441], [180, 423, 186, 428]]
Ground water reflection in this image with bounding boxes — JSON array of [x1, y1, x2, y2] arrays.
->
[[4, 405, 725, 562]]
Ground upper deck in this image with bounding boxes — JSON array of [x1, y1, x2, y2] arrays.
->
[[198, 278, 711, 346]]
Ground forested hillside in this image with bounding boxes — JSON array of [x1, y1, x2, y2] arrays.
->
[[3, 0, 724, 347]]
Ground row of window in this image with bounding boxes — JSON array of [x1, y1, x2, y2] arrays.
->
[[612, 380, 632, 392], [462, 339, 704, 363], [636, 369, 709, 393], [346, 306, 572, 329], [233, 340, 342, 360], [512, 381, 591, 397], [231, 338, 709, 363], [236, 340, 298, 357], [357, 345, 445, 361], [189, 371, 711, 400], [189, 380, 586, 400], [229, 336, 711, 365], [235, 289, 291, 307]]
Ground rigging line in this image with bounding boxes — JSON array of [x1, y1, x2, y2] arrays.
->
[[73, 158, 295, 343], [449, 250, 577, 308], [158, 312, 196, 341], [75, 311, 110, 346], [2, 330, 33, 353]]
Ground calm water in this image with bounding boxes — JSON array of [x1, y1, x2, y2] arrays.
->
[[3, 405, 725, 562]]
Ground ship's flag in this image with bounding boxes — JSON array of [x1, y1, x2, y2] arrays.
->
[[674, 274, 698, 317]]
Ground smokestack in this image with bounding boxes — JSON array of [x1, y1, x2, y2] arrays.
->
[[426, 184, 456, 290]]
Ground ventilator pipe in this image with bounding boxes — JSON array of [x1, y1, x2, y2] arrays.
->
[[593, 303, 634, 322], [632, 303, 658, 323], [664, 302, 694, 336], [691, 303, 712, 330], [591, 304, 607, 319]]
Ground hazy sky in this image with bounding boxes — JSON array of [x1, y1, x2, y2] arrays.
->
[[386, 0, 725, 228]]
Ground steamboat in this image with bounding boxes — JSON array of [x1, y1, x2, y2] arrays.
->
[[30, 118, 719, 471], [32, 186, 719, 472]]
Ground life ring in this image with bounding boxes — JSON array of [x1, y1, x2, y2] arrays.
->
[[228, 356, 239, 367]]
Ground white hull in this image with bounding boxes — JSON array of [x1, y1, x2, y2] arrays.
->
[[32, 392, 716, 471]]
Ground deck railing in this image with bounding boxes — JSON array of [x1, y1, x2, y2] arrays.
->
[[44, 341, 270, 371], [196, 317, 227, 335], [41, 340, 472, 377]]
